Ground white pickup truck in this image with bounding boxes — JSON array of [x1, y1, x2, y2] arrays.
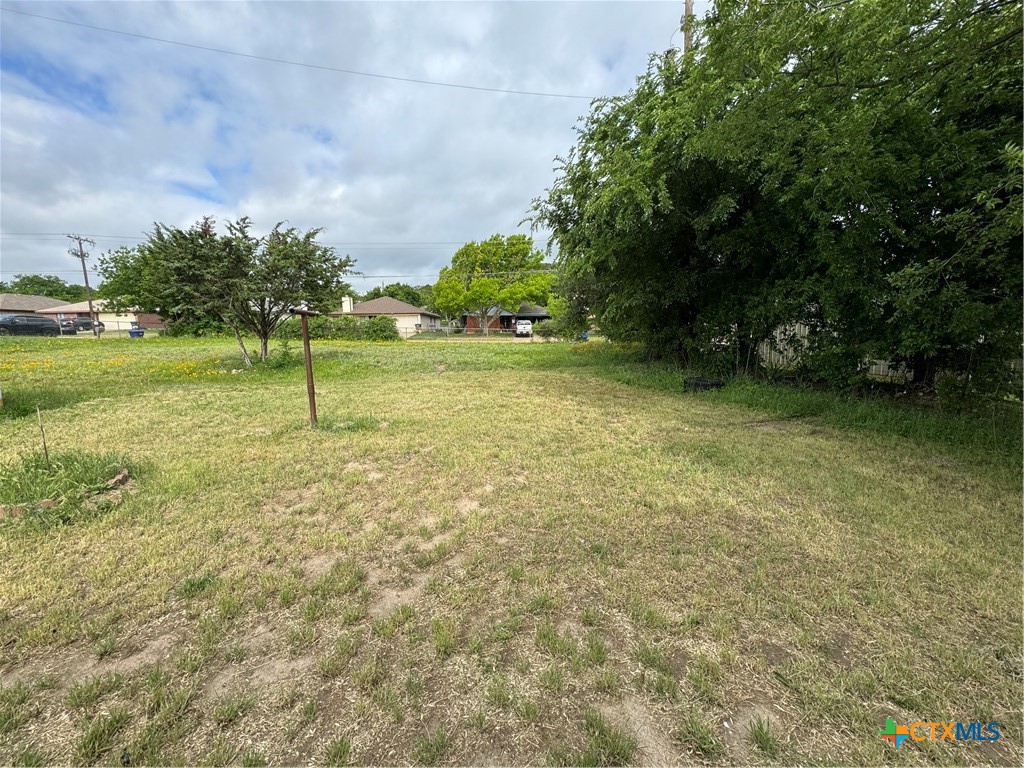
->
[[514, 320, 533, 337]]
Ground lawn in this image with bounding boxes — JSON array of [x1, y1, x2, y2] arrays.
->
[[0, 336, 1020, 766]]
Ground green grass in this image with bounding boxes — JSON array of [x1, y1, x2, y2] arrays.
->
[[211, 693, 256, 727], [67, 673, 123, 712], [178, 572, 219, 598], [324, 735, 352, 766], [412, 726, 450, 764], [431, 617, 459, 658], [76, 709, 131, 764], [550, 708, 637, 766], [12, 746, 50, 767], [676, 710, 725, 758], [0, 337, 1020, 765], [0, 683, 32, 735], [750, 716, 781, 758]]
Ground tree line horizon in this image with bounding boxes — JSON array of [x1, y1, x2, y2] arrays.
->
[[5, 1, 1019, 399]]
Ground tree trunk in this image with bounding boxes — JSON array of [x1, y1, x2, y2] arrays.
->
[[910, 352, 935, 389], [232, 325, 253, 368], [479, 309, 489, 336], [259, 335, 269, 362]]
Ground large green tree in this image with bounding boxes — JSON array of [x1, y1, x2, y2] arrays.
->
[[3, 274, 87, 303], [99, 217, 355, 365], [533, 0, 1021, 391], [433, 235, 552, 334]]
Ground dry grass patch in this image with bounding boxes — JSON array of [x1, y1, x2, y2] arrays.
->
[[0, 338, 1019, 765]]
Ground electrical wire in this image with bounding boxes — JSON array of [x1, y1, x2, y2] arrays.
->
[[0, 6, 598, 100]]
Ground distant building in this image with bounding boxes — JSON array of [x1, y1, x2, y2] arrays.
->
[[332, 296, 441, 335], [0, 293, 69, 315], [34, 299, 165, 330], [462, 303, 550, 332]]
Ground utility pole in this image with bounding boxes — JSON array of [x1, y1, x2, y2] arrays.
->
[[683, 0, 694, 54], [67, 234, 99, 338]]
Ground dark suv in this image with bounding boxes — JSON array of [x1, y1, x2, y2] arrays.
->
[[0, 314, 62, 337]]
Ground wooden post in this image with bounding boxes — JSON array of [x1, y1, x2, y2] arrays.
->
[[300, 313, 317, 428]]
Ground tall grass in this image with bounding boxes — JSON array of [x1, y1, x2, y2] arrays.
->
[[0, 451, 134, 530], [589, 353, 1022, 464]]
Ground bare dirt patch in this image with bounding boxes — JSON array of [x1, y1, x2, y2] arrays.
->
[[344, 461, 384, 481], [826, 631, 856, 669], [265, 486, 320, 514], [456, 497, 481, 514], [302, 553, 337, 579], [758, 641, 794, 667], [0, 625, 178, 687], [366, 568, 431, 619], [720, 696, 783, 762], [598, 696, 681, 766], [204, 655, 313, 696]]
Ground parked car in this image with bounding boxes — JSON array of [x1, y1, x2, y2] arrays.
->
[[0, 314, 62, 337], [515, 319, 533, 337], [61, 317, 104, 333]]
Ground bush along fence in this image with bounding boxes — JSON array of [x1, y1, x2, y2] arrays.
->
[[273, 315, 402, 342]]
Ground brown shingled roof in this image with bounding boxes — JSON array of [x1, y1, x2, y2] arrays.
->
[[0, 293, 70, 313], [345, 297, 440, 318]]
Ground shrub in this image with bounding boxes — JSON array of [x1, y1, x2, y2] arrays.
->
[[533, 320, 556, 340], [273, 315, 401, 342], [362, 316, 401, 342]]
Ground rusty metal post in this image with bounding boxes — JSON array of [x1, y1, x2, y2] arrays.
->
[[290, 307, 320, 428]]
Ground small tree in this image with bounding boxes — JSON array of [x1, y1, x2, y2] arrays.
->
[[433, 234, 552, 335], [99, 217, 354, 365]]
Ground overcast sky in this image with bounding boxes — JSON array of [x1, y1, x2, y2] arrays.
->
[[1, 1, 705, 292]]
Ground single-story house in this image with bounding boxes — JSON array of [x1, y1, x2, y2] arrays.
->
[[463, 303, 551, 332], [332, 296, 441, 335], [0, 293, 69, 315], [34, 299, 165, 331]]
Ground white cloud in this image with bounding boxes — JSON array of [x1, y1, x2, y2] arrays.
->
[[0, 0, 700, 289]]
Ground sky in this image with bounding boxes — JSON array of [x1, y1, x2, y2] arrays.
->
[[0, 1, 705, 293]]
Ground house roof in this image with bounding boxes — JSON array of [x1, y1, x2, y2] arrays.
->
[[345, 296, 440, 318], [516, 303, 550, 317], [0, 293, 69, 312], [35, 299, 113, 315]]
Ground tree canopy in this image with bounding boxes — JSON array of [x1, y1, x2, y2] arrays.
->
[[1, 274, 87, 303], [533, 0, 1021, 393], [433, 234, 553, 333], [99, 217, 354, 365], [360, 283, 427, 308]]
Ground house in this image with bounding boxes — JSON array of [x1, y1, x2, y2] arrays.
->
[[462, 302, 551, 332], [0, 293, 69, 315], [34, 299, 165, 331], [332, 296, 441, 335]]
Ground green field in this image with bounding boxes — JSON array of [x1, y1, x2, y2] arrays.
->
[[0, 336, 1020, 766]]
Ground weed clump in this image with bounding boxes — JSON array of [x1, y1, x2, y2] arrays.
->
[[0, 451, 136, 531]]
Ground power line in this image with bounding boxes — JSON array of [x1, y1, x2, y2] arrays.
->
[[0, 6, 598, 100], [1, 268, 556, 279], [0, 234, 485, 247]]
